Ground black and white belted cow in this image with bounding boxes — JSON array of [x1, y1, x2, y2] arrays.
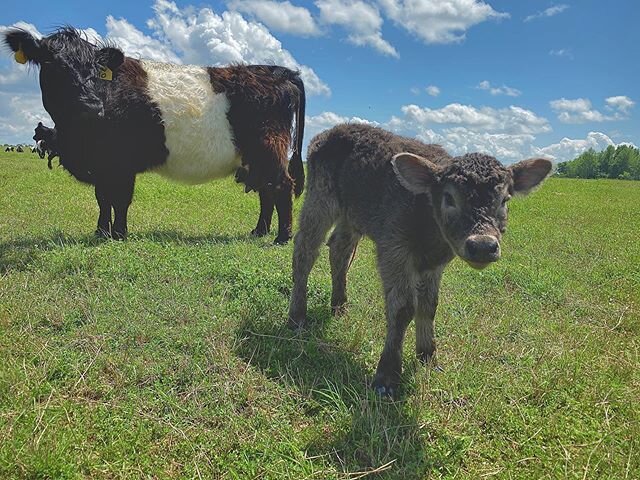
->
[[4, 27, 305, 243]]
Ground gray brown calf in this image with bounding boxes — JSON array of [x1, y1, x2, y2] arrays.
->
[[288, 124, 552, 396]]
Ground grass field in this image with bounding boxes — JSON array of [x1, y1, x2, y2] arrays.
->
[[0, 152, 638, 479]]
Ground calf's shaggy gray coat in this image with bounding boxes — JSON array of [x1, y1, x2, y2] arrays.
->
[[288, 124, 552, 396]]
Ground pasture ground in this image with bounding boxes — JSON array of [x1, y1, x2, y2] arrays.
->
[[0, 152, 638, 479]]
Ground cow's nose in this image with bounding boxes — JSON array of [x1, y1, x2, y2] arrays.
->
[[465, 235, 500, 262]]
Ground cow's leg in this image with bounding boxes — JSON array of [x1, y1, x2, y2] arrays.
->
[[288, 193, 337, 330], [111, 174, 135, 241], [415, 267, 443, 364], [273, 179, 294, 245], [328, 219, 361, 316], [252, 187, 275, 237], [372, 248, 415, 397], [94, 182, 112, 238]]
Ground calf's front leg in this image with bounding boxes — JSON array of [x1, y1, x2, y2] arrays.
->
[[372, 251, 416, 396]]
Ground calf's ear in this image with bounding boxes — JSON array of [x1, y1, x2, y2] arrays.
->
[[509, 158, 553, 195], [3, 29, 47, 64], [391, 152, 440, 195], [97, 47, 125, 71]]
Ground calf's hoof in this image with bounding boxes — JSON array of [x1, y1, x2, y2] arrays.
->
[[373, 384, 396, 398], [372, 369, 400, 399], [417, 347, 436, 365], [331, 301, 348, 317]]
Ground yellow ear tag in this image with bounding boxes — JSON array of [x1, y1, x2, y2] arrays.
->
[[98, 66, 113, 81], [15, 47, 27, 64]]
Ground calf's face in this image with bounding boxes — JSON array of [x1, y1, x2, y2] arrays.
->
[[393, 152, 552, 269]]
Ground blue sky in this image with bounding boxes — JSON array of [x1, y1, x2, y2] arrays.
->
[[1, 0, 638, 163]]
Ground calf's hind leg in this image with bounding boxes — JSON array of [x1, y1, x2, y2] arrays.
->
[[328, 220, 361, 315], [288, 194, 337, 329]]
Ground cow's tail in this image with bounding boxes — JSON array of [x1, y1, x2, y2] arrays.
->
[[289, 73, 305, 197]]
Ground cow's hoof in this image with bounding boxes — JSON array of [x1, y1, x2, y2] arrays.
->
[[112, 231, 127, 241], [273, 235, 291, 245], [251, 227, 269, 238], [95, 228, 111, 239]]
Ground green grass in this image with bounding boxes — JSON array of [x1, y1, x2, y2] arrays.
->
[[0, 152, 638, 479]]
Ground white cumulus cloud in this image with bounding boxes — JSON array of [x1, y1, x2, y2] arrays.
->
[[605, 96, 635, 114], [549, 97, 627, 123], [477, 80, 521, 97], [148, 0, 330, 95], [305, 111, 379, 142], [316, 0, 398, 58], [228, 0, 321, 37], [106, 16, 181, 63], [426, 85, 440, 96], [379, 0, 509, 44], [535, 132, 619, 162], [524, 4, 569, 22], [399, 103, 550, 135]]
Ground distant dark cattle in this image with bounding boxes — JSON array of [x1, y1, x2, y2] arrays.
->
[[16, 145, 24, 152], [288, 124, 552, 396], [4, 27, 305, 242], [4, 147, 12, 152], [33, 122, 59, 168]]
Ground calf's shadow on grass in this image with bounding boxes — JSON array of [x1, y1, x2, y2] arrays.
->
[[235, 306, 452, 478]]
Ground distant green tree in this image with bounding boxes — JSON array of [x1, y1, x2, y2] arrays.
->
[[556, 144, 640, 180]]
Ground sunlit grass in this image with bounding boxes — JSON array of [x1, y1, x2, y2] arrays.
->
[[1, 152, 638, 478]]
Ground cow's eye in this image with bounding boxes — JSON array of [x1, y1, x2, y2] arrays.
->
[[443, 192, 456, 208]]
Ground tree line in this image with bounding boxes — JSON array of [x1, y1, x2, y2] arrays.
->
[[556, 144, 640, 180]]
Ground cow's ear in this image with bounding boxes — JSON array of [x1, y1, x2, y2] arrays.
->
[[3, 29, 47, 64], [391, 152, 440, 195], [37, 121, 43, 127], [97, 47, 125, 71], [509, 158, 553, 195]]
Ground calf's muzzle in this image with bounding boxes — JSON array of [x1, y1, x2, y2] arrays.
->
[[463, 234, 501, 268]]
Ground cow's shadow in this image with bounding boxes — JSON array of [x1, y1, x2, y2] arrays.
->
[[0, 231, 100, 273], [0, 229, 262, 273], [234, 305, 445, 479]]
